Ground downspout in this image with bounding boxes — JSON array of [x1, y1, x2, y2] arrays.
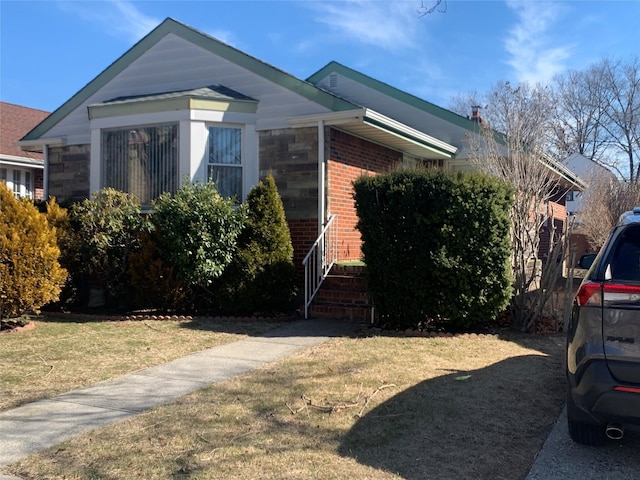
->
[[318, 120, 325, 234]]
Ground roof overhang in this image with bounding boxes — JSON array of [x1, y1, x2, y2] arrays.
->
[[0, 154, 44, 168], [540, 152, 588, 191], [288, 108, 457, 159], [15, 137, 67, 154]]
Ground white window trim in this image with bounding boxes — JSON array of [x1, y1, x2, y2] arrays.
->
[[90, 109, 257, 203]]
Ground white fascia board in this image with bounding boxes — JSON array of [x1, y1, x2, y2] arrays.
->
[[288, 109, 367, 128], [363, 109, 457, 155], [89, 110, 192, 130], [0, 154, 44, 168], [16, 137, 67, 152]]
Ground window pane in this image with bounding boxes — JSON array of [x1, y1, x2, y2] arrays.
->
[[102, 124, 178, 205], [13, 170, 21, 196], [208, 165, 242, 200], [24, 171, 32, 199], [208, 127, 242, 199], [209, 127, 241, 165], [0, 168, 6, 182]]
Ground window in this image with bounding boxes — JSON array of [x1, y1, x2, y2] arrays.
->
[[0, 168, 6, 183], [13, 170, 21, 196], [566, 191, 575, 202], [208, 127, 242, 199], [102, 124, 178, 206], [24, 171, 32, 199]]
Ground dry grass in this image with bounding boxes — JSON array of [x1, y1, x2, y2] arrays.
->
[[5, 331, 566, 480], [0, 316, 283, 411]]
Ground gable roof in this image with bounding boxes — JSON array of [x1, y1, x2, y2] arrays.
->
[[309, 61, 586, 190], [307, 61, 480, 134], [21, 18, 359, 142], [0, 102, 49, 162]]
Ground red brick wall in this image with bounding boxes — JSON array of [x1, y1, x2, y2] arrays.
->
[[287, 218, 318, 277], [327, 129, 402, 261], [538, 200, 568, 259], [34, 169, 44, 201]]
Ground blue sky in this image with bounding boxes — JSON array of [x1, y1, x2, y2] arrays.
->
[[1, 0, 638, 114]]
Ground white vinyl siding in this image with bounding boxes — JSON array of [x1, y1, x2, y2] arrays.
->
[[46, 34, 332, 145], [102, 123, 178, 205]]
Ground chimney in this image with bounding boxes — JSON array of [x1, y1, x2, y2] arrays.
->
[[471, 105, 482, 124]]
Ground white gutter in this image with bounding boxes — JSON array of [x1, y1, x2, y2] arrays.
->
[[16, 137, 67, 153], [363, 110, 457, 155], [289, 108, 457, 157]]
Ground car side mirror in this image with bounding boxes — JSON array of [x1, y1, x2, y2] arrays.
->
[[579, 253, 597, 269]]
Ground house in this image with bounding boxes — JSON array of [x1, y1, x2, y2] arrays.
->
[[17, 18, 584, 311], [563, 152, 614, 216], [562, 152, 617, 264], [0, 102, 49, 200]]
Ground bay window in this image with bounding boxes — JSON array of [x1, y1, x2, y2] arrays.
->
[[101, 123, 178, 206]]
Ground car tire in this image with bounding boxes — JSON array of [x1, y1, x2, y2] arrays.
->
[[566, 390, 607, 446]]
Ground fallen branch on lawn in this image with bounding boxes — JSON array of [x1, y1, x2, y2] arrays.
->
[[293, 384, 397, 417]]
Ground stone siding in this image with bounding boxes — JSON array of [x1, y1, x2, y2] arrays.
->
[[48, 145, 90, 202]]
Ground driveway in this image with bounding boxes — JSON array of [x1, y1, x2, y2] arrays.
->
[[526, 407, 640, 479]]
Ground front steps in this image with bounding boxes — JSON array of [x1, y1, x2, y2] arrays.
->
[[307, 264, 373, 321]]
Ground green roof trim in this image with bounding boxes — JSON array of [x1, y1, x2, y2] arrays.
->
[[307, 61, 481, 133], [22, 18, 358, 142]]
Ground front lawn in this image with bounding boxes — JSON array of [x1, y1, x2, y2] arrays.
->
[[4, 329, 565, 479], [0, 316, 284, 412]]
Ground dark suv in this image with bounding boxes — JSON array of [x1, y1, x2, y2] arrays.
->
[[566, 208, 640, 445]]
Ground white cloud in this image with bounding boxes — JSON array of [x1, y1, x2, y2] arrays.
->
[[57, 0, 160, 42], [504, 0, 573, 85], [310, 0, 421, 52]]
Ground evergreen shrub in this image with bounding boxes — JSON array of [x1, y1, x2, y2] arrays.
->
[[70, 188, 148, 307], [150, 182, 245, 308], [0, 184, 67, 318], [215, 174, 297, 315], [354, 169, 513, 330]]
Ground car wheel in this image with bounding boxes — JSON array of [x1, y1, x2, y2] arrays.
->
[[566, 390, 606, 446]]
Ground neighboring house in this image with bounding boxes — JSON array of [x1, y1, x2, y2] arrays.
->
[[563, 152, 614, 216], [18, 18, 584, 274], [562, 152, 617, 264], [0, 102, 49, 200]]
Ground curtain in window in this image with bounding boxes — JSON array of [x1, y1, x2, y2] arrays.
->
[[102, 124, 178, 205], [208, 127, 242, 199]]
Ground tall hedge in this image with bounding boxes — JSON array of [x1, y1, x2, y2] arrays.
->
[[354, 169, 513, 330], [0, 184, 67, 318], [214, 174, 297, 314]]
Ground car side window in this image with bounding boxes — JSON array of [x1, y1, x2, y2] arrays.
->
[[610, 225, 640, 281]]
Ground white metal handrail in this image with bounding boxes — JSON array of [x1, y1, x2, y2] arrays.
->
[[302, 214, 338, 319]]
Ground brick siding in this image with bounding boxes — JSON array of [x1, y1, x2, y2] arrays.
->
[[327, 129, 402, 261]]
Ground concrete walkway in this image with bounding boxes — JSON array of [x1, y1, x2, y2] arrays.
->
[[0, 318, 358, 476]]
